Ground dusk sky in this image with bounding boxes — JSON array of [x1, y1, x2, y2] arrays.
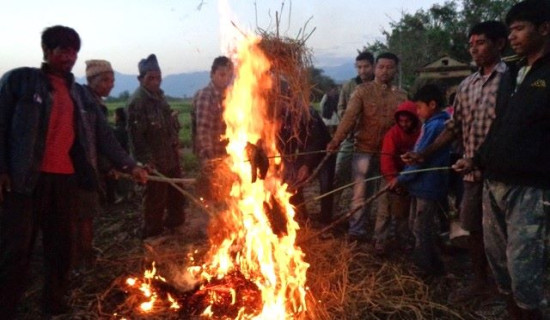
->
[[1, 0, 445, 77]]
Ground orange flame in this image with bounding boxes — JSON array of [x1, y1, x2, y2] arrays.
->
[[122, 16, 309, 320], [191, 34, 309, 319]]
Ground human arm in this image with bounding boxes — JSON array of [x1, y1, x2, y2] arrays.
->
[[127, 97, 154, 165], [0, 72, 15, 201], [380, 129, 400, 182], [401, 127, 455, 165], [337, 81, 352, 118], [194, 90, 216, 161], [327, 87, 364, 152]]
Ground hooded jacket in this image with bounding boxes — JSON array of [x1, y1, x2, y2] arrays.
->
[[398, 110, 450, 200], [380, 101, 420, 181]]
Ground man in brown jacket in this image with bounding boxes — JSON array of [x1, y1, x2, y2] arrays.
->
[[327, 52, 407, 242]]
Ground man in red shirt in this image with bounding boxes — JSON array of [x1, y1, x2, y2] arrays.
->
[[0, 26, 147, 318]]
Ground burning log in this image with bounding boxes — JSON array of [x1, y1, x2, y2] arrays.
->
[[263, 195, 288, 236], [182, 271, 262, 318], [120, 268, 262, 319]]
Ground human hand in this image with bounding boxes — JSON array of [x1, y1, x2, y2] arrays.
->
[[131, 166, 148, 184], [387, 177, 400, 190], [0, 173, 11, 202], [326, 139, 340, 153], [107, 168, 121, 179], [401, 152, 424, 165], [452, 158, 474, 174], [295, 165, 311, 185]]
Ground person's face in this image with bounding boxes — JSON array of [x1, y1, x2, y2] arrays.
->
[[374, 58, 397, 84], [508, 20, 547, 58], [211, 65, 233, 90], [397, 114, 415, 133], [44, 46, 78, 74], [415, 100, 436, 121], [89, 72, 115, 98], [469, 34, 503, 68], [141, 70, 162, 93], [355, 59, 374, 82]]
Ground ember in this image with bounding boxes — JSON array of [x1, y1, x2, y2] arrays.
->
[[184, 271, 262, 318]]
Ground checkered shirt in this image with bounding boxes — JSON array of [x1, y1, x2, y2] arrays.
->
[[192, 82, 227, 160], [447, 61, 507, 181]]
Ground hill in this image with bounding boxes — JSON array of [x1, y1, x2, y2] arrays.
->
[[77, 63, 354, 98]]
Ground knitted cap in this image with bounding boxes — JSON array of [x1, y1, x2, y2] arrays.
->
[[138, 54, 161, 75], [85, 59, 113, 78]]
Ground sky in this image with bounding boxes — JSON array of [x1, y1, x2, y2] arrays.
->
[[0, 0, 445, 77]]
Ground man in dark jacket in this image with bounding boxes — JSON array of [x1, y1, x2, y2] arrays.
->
[[455, 1, 550, 319], [127, 54, 185, 239], [0, 26, 147, 318], [279, 107, 336, 224]]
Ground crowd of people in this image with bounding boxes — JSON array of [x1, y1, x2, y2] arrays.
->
[[0, 0, 549, 319]]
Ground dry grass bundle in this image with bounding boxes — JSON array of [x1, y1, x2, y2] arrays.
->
[[298, 225, 465, 320], [254, 6, 315, 148]]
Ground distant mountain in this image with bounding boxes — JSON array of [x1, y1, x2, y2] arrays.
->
[[77, 63, 352, 98], [321, 62, 356, 83]]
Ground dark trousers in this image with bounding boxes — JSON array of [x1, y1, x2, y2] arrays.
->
[[288, 154, 336, 224], [143, 167, 186, 237], [0, 173, 77, 318], [317, 154, 336, 223]]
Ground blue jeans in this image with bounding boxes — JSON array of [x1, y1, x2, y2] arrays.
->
[[348, 152, 380, 237], [483, 179, 550, 309]]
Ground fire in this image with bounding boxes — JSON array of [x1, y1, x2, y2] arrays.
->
[[190, 34, 309, 318], [121, 13, 309, 320]]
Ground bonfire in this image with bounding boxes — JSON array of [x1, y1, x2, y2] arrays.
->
[[111, 6, 316, 319]]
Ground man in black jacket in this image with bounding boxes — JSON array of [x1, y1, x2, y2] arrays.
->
[[454, 1, 550, 318], [279, 107, 336, 225], [0, 26, 147, 318]]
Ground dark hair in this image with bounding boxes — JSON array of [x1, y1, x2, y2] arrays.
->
[[506, 0, 550, 27], [413, 84, 446, 109], [356, 51, 374, 65], [210, 56, 232, 74], [376, 52, 400, 65], [469, 21, 508, 42], [115, 107, 127, 124], [41, 25, 81, 52]]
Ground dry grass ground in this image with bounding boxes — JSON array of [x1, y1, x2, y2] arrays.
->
[[14, 179, 534, 320]]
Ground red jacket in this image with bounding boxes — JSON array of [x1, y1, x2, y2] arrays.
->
[[380, 101, 420, 181]]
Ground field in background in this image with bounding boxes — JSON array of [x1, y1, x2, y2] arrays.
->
[[105, 100, 199, 174]]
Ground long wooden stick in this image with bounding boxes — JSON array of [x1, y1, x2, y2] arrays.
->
[[290, 153, 332, 191], [297, 185, 390, 245]]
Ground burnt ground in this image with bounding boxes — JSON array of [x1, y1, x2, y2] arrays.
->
[[11, 178, 549, 320]]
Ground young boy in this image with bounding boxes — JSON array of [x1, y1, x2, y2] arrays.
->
[[389, 84, 450, 276], [374, 100, 420, 255]]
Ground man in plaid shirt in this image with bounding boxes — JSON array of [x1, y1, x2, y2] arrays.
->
[[402, 21, 508, 302], [192, 56, 233, 201]]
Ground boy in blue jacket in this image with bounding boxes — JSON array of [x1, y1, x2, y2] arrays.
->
[[389, 84, 450, 277]]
